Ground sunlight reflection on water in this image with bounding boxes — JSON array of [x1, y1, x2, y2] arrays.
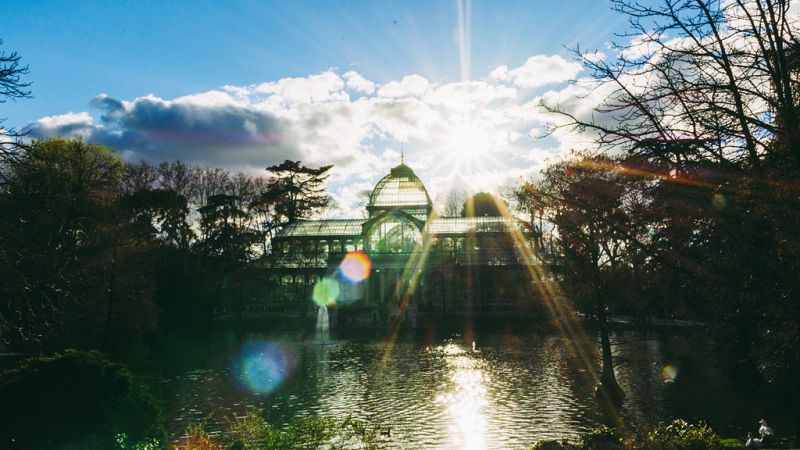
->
[[436, 343, 489, 449], [152, 329, 763, 449]]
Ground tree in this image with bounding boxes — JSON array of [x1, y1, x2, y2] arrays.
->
[[197, 194, 256, 262], [513, 180, 550, 255], [442, 187, 469, 217], [261, 160, 333, 224], [544, 0, 800, 173], [0, 138, 158, 352], [540, 154, 643, 406], [0, 40, 31, 163], [461, 191, 506, 217], [542, 0, 800, 439]]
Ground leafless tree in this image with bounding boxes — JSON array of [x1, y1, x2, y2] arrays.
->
[[442, 187, 469, 217], [544, 0, 800, 173], [157, 161, 195, 199], [0, 40, 32, 167], [190, 166, 231, 209]]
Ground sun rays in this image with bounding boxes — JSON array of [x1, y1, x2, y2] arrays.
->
[[367, 179, 633, 431]]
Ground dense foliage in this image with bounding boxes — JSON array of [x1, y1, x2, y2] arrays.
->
[[166, 413, 384, 450], [0, 350, 163, 449], [0, 137, 332, 353], [529, 420, 722, 450]]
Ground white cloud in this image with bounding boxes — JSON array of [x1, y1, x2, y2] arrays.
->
[[424, 81, 516, 112], [343, 71, 376, 94], [489, 65, 509, 81], [253, 70, 347, 103], [26, 112, 95, 137], [377, 74, 430, 98], [501, 55, 583, 88], [24, 55, 604, 217]]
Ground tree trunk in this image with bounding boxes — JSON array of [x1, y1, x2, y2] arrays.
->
[[595, 293, 624, 407]]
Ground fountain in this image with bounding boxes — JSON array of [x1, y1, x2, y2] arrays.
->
[[316, 305, 330, 343]]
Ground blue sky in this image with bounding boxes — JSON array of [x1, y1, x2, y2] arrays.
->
[[3, 0, 629, 216]]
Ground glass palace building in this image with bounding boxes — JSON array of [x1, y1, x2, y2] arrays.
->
[[269, 163, 543, 322]]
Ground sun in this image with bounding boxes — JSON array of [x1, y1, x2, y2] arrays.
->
[[442, 121, 492, 171], [429, 118, 501, 178]]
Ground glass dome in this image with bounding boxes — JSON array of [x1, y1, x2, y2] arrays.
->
[[367, 163, 432, 217]]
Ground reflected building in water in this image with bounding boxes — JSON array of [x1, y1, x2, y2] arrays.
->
[[268, 162, 545, 320]]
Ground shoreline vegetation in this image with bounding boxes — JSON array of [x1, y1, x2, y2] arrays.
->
[[132, 415, 793, 450]]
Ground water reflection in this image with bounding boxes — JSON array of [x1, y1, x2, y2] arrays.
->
[[150, 328, 786, 449], [436, 343, 488, 449]]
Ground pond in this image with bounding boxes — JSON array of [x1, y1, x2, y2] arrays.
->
[[148, 324, 790, 449]]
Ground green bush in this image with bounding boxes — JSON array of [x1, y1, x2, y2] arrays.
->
[[529, 421, 723, 450], [581, 425, 622, 450], [529, 440, 578, 450], [0, 350, 164, 449], [177, 412, 385, 450], [224, 412, 284, 449], [644, 419, 721, 450]]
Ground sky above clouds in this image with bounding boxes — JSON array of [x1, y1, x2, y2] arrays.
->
[[3, 0, 627, 217]]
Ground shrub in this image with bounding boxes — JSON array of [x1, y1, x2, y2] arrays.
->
[[173, 424, 224, 450], [0, 350, 163, 449], [115, 433, 162, 450], [644, 419, 722, 450], [180, 413, 384, 449], [529, 440, 578, 450], [581, 425, 621, 450], [225, 412, 283, 449]]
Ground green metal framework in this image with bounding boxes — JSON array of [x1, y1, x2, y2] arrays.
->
[[366, 215, 423, 253], [426, 217, 514, 235], [279, 219, 364, 238], [367, 163, 432, 218], [272, 163, 523, 259]]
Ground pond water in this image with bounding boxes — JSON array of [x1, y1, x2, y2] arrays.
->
[[148, 325, 789, 449]]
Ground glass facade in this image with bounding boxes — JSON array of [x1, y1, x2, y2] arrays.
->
[[269, 162, 540, 317], [426, 217, 511, 235], [367, 216, 422, 253], [280, 219, 364, 238], [272, 164, 521, 253], [367, 163, 431, 219]]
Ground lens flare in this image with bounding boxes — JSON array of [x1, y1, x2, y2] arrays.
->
[[711, 193, 727, 211], [661, 364, 679, 383], [338, 251, 372, 284], [312, 278, 340, 306], [233, 341, 296, 394]]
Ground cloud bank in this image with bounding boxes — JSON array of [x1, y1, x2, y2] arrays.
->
[[24, 53, 598, 217]]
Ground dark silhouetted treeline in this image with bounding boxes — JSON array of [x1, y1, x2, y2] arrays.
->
[[0, 138, 332, 356]]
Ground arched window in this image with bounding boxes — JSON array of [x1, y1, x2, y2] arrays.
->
[[319, 240, 329, 257], [331, 240, 341, 253], [281, 274, 293, 286], [345, 240, 355, 252], [367, 216, 422, 253]]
